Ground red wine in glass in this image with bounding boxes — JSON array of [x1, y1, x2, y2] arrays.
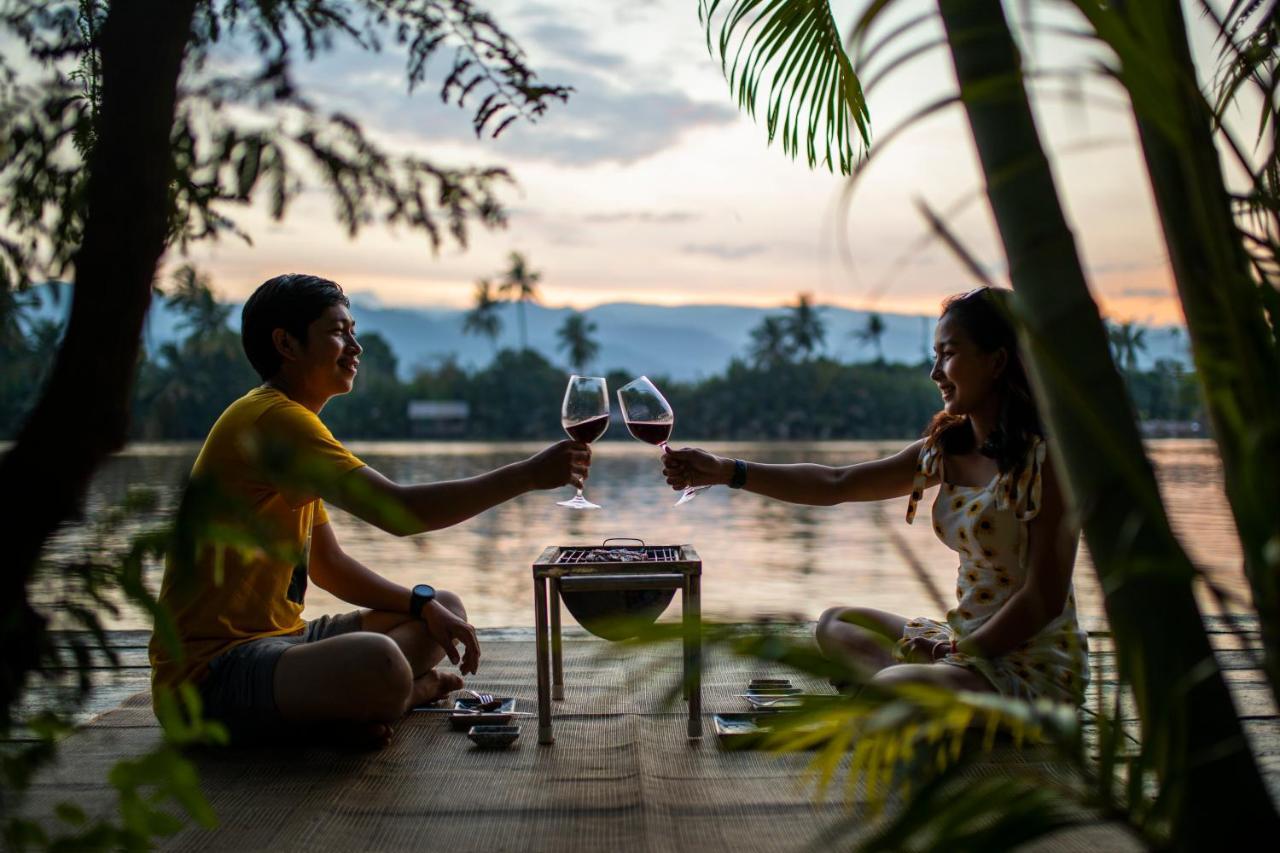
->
[[565, 414, 610, 444], [558, 375, 609, 510], [625, 420, 673, 446], [617, 376, 709, 506]]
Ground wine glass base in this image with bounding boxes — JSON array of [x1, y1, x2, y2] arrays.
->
[[557, 495, 601, 510], [673, 485, 711, 506]]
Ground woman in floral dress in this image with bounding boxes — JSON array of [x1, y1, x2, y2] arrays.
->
[[661, 287, 1088, 704]]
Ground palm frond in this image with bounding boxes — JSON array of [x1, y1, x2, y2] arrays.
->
[[913, 197, 996, 288], [849, 9, 936, 73], [861, 37, 948, 99], [699, 0, 870, 174]]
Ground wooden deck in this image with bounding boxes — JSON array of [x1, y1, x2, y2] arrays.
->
[[5, 618, 1277, 851]]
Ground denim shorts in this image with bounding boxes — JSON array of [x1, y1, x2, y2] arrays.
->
[[200, 611, 363, 741]]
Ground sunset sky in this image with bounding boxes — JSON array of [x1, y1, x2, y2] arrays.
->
[[182, 0, 1255, 325]]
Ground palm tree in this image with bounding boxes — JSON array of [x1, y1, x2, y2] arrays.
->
[[1107, 321, 1147, 373], [556, 311, 599, 373], [498, 251, 541, 352], [748, 315, 795, 368], [855, 311, 886, 363], [786, 292, 826, 359], [462, 279, 503, 357], [166, 264, 230, 338]]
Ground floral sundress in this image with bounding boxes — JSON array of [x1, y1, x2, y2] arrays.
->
[[901, 436, 1089, 704]]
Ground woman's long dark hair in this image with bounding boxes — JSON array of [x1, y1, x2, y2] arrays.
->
[[924, 287, 1042, 474]]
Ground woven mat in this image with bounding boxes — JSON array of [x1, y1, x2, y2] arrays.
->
[[16, 639, 1140, 852]]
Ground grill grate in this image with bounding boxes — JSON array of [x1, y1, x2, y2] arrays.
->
[[555, 546, 682, 565]]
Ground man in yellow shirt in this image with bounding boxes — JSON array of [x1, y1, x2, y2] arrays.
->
[[149, 273, 590, 743]]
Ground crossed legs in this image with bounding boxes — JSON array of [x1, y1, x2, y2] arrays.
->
[[815, 605, 995, 694], [273, 589, 469, 732]]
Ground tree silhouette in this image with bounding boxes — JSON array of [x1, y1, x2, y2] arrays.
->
[[0, 0, 569, 725], [786, 292, 826, 360], [855, 312, 887, 364], [748, 315, 796, 368], [166, 265, 231, 338], [462, 279, 503, 357], [1108, 321, 1148, 373], [499, 251, 541, 351], [556, 311, 599, 373]]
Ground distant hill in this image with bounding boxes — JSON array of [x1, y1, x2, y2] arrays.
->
[[21, 283, 1192, 381]]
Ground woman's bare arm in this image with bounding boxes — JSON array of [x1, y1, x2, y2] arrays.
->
[[662, 439, 930, 506]]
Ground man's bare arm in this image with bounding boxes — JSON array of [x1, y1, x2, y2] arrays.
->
[[308, 522, 481, 674], [322, 440, 590, 536]]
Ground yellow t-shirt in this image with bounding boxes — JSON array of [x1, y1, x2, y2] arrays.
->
[[149, 386, 365, 695]]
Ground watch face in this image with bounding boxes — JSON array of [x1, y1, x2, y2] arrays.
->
[[412, 583, 436, 599]]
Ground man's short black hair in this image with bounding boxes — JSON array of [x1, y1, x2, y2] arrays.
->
[[241, 273, 350, 380]]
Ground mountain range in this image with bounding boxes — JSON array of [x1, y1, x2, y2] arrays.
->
[[20, 283, 1190, 381]]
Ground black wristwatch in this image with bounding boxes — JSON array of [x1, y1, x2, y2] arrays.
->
[[729, 458, 748, 489], [409, 583, 437, 619]]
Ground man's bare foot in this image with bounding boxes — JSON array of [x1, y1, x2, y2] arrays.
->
[[348, 722, 394, 749], [412, 669, 464, 707]]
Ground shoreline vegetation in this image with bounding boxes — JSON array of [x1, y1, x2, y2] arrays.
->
[[0, 287, 1206, 444]]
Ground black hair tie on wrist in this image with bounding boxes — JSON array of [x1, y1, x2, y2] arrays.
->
[[729, 459, 748, 489]]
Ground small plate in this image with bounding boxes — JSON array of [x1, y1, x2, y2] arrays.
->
[[451, 696, 517, 731], [713, 713, 775, 749], [714, 713, 831, 750], [740, 693, 830, 710], [749, 678, 794, 690], [454, 695, 517, 713], [468, 724, 520, 749], [745, 686, 802, 696]]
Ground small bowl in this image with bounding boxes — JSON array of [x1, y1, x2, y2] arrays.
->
[[467, 724, 520, 749]]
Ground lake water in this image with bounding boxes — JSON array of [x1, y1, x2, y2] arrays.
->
[[50, 439, 1248, 631]]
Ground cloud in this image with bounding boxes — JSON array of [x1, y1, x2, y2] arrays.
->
[[527, 22, 629, 70], [681, 243, 768, 260], [292, 30, 738, 167], [583, 211, 700, 224], [1091, 257, 1167, 274]]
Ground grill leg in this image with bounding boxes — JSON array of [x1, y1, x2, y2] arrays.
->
[[684, 574, 702, 739], [680, 582, 690, 702], [534, 575, 554, 745], [550, 577, 564, 701]]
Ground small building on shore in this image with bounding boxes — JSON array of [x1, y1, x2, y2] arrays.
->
[[407, 400, 470, 438], [1140, 419, 1203, 438]]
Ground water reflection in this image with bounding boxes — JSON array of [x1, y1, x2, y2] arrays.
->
[[47, 439, 1248, 630]]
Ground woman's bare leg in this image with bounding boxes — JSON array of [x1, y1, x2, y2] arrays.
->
[[815, 606, 909, 677], [868, 662, 996, 694]]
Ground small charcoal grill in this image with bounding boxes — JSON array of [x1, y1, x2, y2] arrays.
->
[[531, 539, 702, 744]]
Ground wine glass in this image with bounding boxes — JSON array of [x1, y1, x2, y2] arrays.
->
[[558, 375, 609, 510], [617, 376, 709, 506]]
